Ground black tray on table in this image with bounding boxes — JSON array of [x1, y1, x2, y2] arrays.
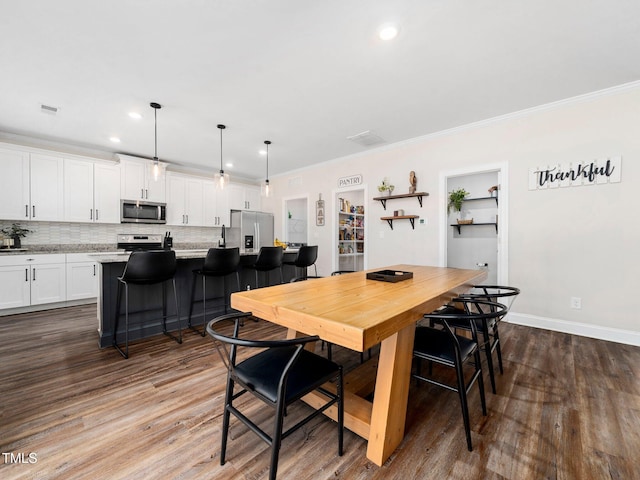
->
[[366, 270, 413, 283]]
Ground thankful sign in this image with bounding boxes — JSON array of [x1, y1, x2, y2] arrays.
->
[[529, 157, 621, 190]]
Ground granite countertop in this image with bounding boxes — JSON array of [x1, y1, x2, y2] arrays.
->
[[90, 247, 299, 263], [1, 243, 298, 261]]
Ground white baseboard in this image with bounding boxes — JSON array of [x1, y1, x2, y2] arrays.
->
[[506, 312, 640, 347]]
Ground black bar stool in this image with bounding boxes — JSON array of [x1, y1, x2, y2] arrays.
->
[[112, 250, 182, 359], [187, 247, 241, 336], [283, 245, 318, 280], [246, 246, 284, 288]]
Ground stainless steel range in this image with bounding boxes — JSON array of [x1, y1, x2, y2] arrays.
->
[[116, 234, 164, 251]]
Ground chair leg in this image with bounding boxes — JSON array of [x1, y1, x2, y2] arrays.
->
[[220, 378, 235, 465], [187, 271, 198, 330], [494, 326, 504, 374], [270, 399, 286, 480], [475, 348, 487, 416], [454, 356, 473, 451], [112, 280, 128, 358], [199, 275, 207, 336]]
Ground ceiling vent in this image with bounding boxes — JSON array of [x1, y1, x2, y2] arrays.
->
[[347, 130, 386, 147], [40, 104, 59, 115]]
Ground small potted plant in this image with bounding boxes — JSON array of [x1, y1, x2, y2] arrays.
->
[[377, 178, 395, 196], [1, 223, 31, 249], [447, 188, 471, 223]]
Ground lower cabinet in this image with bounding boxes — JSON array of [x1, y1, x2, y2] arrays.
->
[[0, 253, 99, 311], [0, 254, 66, 309], [66, 253, 98, 301]]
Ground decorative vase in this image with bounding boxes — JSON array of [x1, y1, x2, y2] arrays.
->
[[13, 236, 21, 249]]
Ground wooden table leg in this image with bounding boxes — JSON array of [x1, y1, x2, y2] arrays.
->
[[366, 322, 416, 466]]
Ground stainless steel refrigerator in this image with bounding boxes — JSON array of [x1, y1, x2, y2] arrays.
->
[[230, 210, 274, 251]]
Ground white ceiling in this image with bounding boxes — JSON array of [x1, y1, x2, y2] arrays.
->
[[1, 0, 640, 181]]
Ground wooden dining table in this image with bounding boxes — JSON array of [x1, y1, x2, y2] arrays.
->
[[231, 264, 487, 466]]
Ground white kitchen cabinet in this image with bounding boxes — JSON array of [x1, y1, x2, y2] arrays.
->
[[228, 183, 261, 211], [93, 163, 121, 223], [203, 180, 230, 227], [0, 254, 66, 309], [0, 264, 31, 309], [0, 147, 30, 220], [166, 173, 205, 226], [0, 146, 63, 221], [66, 253, 98, 300], [118, 155, 166, 202], [64, 159, 120, 223], [29, 154, 65, 221]]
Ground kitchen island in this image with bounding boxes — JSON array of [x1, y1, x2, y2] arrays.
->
[[92, 249, 300, 348]]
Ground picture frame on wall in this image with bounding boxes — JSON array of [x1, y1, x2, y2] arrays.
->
[[316, 200, 325, 226]]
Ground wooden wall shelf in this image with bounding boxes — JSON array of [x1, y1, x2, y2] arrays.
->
[[382, 215, 419, 230], [373, 192, 429, 210]]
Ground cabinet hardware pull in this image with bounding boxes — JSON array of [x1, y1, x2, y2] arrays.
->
[[32, 205, 36, 218], [93, 265, 96, 276], [32, 268, 36, 281], [186, 214, 188, 224], [25, 268, 28, 282], [25, 205, 29, 217], [145, 189, 148, 199], [141, 188, 144, 199], [96, 209, 99, 221], [90, 209, 93, 220]]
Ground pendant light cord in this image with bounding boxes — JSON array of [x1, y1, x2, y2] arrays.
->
[[154, 107, 158, 160]]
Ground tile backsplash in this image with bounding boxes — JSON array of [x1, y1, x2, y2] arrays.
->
[[0, 220, 223, 247]]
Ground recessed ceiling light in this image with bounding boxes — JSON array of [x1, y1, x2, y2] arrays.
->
[[225, 162, 233, 168], [378, 23, 399, 41], [259, 149, 267, 155], [109, 136, 121, 143], [128, 112, 142, 120]]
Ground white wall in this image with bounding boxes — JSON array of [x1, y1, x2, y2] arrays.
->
[[264, 84, 640, 344]]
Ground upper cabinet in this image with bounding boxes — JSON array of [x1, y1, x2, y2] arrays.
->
[[64, 158, 120, 223], [228, 183, 261, 211], [0, 146, 63, 221], [203, 180, 230, 227], [166, 172, 205, 226], [118, 154, 166, 202]]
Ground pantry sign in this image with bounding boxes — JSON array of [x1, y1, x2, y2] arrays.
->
[[338, 174, 363, 188], [529, 157, 621, 190]]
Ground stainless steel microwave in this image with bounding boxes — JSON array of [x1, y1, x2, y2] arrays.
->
[[120, 200, 166, 224]]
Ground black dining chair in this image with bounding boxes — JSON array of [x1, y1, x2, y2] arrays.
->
[[187, 247, 241, 336], [429, 285, 520, 393], [415, 298, 507, 451], [283, 245, 318, 279], [206, 311, 344, 480], [112, 249, 182, 359], [246, 246, 284, 287]]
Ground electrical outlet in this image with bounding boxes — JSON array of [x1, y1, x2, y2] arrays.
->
[[419, 218, 427, 226], [571, 297, 582, 309]]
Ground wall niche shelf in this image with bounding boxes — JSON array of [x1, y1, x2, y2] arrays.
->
[[382, 215, 419, 230], [451, 222, 498, 234], [463, 195, 498, 206], [373, 192, 429, 210]]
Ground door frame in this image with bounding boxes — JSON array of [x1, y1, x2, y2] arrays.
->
[[332, 185, 369, 273], [282, 195, 309, 244], [438, 162, 509, 285]]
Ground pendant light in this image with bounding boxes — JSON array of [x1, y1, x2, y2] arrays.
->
[[214, 124, 230, 189], [150, 102, 161, 181], [261, 140, 272, 197]]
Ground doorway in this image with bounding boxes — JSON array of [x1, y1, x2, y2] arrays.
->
[[283, 196, 308, 245], [439, 163, 508, 285]]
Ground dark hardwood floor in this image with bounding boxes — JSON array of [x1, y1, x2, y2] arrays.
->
[[1, 305, 639, 479]]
